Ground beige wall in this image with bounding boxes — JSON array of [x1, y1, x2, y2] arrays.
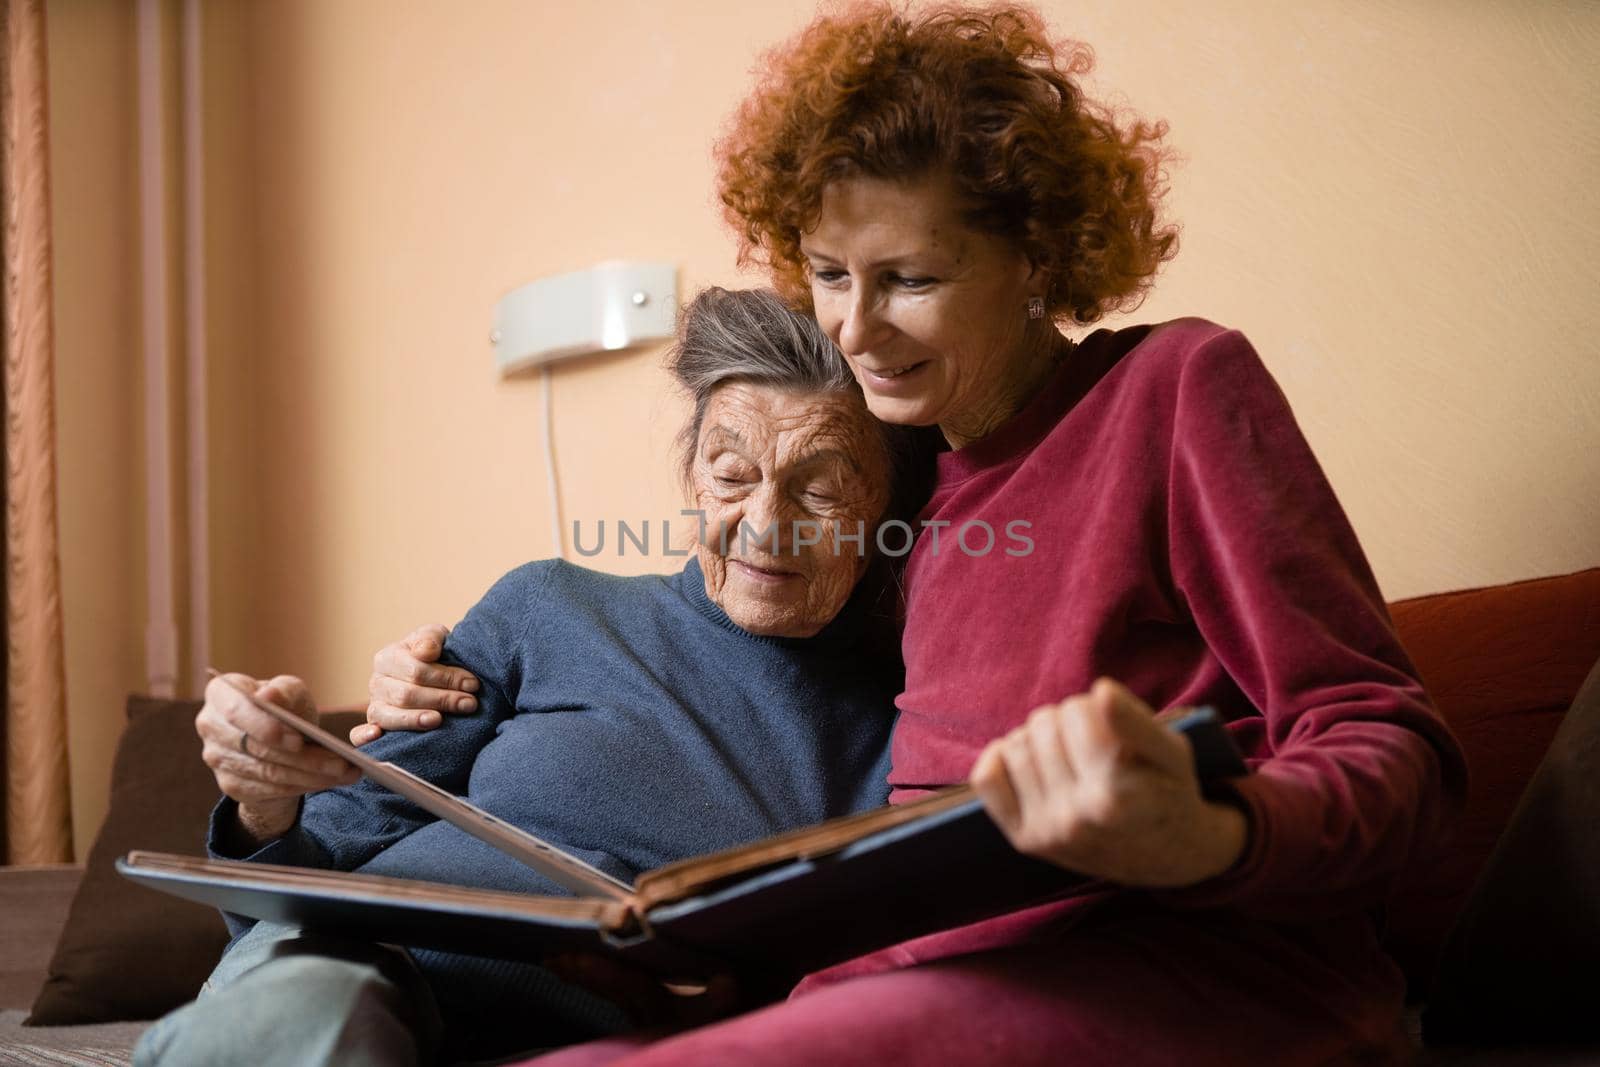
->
[[48, 0, 144, 854], [47, 0, 1600, 851]]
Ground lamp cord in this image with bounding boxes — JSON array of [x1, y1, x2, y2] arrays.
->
[[542, 365, 564, 560]]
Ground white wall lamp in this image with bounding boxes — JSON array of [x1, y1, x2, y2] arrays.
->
[[490, 261, 679, 560], [491, 260, 678, 375]]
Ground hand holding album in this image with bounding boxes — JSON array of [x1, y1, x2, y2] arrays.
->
[[120, 673, 1249, 980]]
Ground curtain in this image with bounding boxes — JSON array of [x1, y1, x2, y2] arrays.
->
[[1, 0, 71, 865]]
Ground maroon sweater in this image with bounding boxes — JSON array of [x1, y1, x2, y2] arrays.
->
[[891, 318, 1466, 921]]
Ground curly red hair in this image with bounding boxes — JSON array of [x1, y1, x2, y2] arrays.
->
[[716, 2, 1179, 325]]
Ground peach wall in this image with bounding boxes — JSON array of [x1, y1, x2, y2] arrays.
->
[[1072, 1, 1600, 602], [204, 0, 824, 700], [46, 0, 1600, 847], [198, 0, 258, 717], [47, 0, 144, 853], [215, 0, 1599, 703]]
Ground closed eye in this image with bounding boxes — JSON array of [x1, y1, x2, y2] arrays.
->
[[796, 478, 844, 508]]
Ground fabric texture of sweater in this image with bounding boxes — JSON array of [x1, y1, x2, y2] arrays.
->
[[889, 317, 1467, 922], [501, 319, 1461, 1066], [207, 557, 898, 1033]]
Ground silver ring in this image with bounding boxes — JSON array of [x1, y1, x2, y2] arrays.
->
[[238, 730, 252, 756]]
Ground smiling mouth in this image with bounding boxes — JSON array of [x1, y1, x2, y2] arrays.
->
[[861, 360, 928, 380], [731, 560, 800, 582]]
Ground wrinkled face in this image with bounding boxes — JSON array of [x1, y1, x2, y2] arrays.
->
[[801, 173, 1051, 447], [692, 382, 891, 639]]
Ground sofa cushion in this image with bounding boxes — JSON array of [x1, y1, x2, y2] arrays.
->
[[27, 697, 222, 1024], [27, 696, 365, 1025], [1383, 567, 1600, 997], [0, 1007, 149, 1064], [0, 865, 82, 1009], [1420, 652, 1600, 1044]]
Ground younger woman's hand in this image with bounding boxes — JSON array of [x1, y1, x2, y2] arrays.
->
[[970, 677, 1248, 888], [354, 624, 482, 745]]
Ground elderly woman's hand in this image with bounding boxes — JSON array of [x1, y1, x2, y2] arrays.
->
[[970, 678, 1248, 888], [197, 673, 361, 845], [352, 624, 481, 746]]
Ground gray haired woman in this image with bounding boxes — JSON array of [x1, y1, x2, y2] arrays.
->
[[136, 288, 926, 1067]]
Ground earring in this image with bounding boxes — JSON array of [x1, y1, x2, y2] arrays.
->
[[1027, 297, 1045, 320]]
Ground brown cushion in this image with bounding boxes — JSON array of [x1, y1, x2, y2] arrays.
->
[[1383, 567, 1600, 997], [27, 696, 365, 1024], [1421, 653, 1600, 1044], [0, 865, 82, 1008]]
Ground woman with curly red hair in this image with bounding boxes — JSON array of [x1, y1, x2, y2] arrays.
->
[[377, 4, 1466, 1063]]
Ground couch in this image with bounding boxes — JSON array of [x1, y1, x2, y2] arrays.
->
[[2, 567, 1596, 1065]]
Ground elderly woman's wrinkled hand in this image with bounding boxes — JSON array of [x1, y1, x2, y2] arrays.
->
[[970, 677, 1248, 889], [354, 624, 481, 745], [196, 673, 361, 842]]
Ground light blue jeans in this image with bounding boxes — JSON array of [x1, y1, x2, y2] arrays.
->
[[132, 921, 444, 1067]]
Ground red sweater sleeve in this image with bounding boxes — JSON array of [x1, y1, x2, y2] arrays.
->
[[1157, 330, 1466, 919]]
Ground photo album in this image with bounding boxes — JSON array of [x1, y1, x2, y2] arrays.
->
[[119, 676, 1250, 980]]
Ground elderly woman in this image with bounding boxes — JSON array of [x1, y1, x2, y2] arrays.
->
[[132, 288, 924, 1067], [379, 6, 1467, 1066]]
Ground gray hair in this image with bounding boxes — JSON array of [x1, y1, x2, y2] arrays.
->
[[669, 287, 857, 482], [669, 287, 943, 627]]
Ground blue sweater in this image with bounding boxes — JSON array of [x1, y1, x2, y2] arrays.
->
[[207, 558, 899, 1041]]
